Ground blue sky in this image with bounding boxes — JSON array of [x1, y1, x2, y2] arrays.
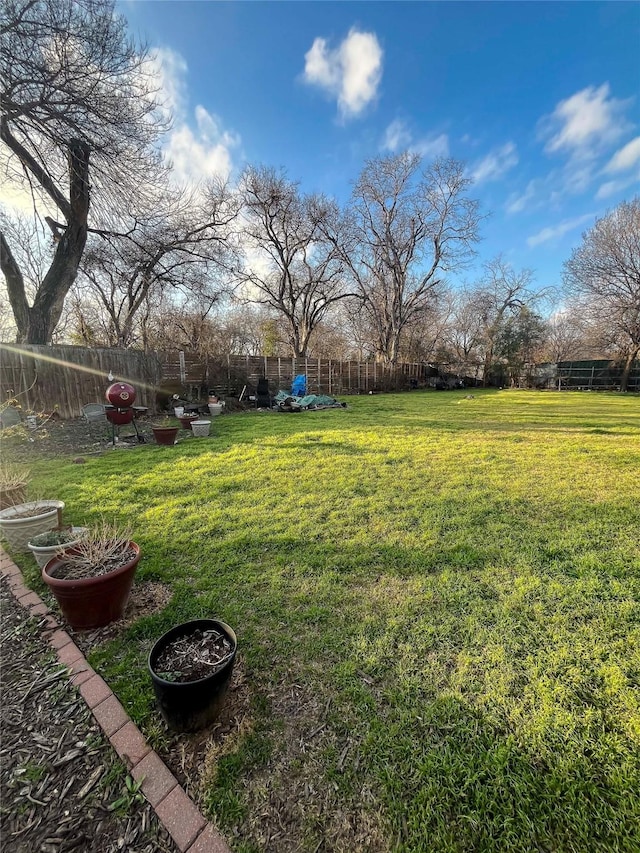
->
[[121, 1, 640, 296]]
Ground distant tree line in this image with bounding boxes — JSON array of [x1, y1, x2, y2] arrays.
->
[[1, 0, 639, 389]]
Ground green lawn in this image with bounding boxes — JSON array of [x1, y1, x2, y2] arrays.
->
[[12, 390, 640, 852]]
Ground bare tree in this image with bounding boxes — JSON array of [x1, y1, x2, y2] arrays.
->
[[440, 288, 485, 375], [238, 166, 349, 358], [463, 256, 544, 385], [0, 0, 168, 343], [76, 181, 240, 348], [325, 153, 481, 366], [563, 198, 640, 391], [540, 310, 589, 363]]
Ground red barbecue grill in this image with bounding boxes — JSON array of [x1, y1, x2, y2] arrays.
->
[[105, 382, 144, 445]]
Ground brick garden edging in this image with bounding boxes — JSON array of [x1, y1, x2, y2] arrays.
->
[[0, 548, 232, 853]]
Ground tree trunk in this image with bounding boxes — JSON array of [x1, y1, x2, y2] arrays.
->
[[620, 347, 639, 392], [482, 345, 494, 386], [4, 140, 90, 344], [0, 231, 29, 340]]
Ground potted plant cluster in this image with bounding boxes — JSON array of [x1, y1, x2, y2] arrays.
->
[[148, 618, 237, 731], [0, 498, 66, 552], [42, 522, 140, 630], [27, 527, 88, 569]]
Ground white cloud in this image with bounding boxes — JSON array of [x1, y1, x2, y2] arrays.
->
[[540, 84, 631, 159], [505, 180, 538, 214], [595, 172, 640, 200], [165, 107, 240, 184], [382, 120, 449, 158], [303, 28, 383, 119], [470, 142, 518, 183], [149, 47, 241, 185], [604, 136, 640, 173], [527, 213, 595, 247], [382, 119, 412, 152], [412, 133, 449, 159], [148, 47, 189, 122]]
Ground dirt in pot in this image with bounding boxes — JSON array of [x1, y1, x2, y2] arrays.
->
[[48, 546, 137, 580], [6, 504, 53, 519], [154, 628, 234, 682]]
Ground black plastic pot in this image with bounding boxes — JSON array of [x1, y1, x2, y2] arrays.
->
[[148, 619, 237, 732]]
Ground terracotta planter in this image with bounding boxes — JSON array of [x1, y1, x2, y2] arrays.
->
[[42, 542, 141, 630], [148, 619, 237, 732], [0, 501, 65, 552], [178, 414, 198, 430], [28, 527, 89, 569], [152, 426, 178, 446]]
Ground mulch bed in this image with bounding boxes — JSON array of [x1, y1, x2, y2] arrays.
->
[[0, 577, 179, 853]]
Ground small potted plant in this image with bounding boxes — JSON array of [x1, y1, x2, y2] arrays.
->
[[148, 618, 237, 732], [27, 527, 89, 569], [41, 522, 140, 630], [0, 462, 30, 510], [0, 498, 65, 552]]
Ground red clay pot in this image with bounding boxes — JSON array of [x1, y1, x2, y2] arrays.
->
[[42, 542, 141, 630], [177, 414, 198, 430], [152, 426, 178, 445]]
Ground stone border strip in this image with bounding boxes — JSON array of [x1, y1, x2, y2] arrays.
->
[[0, 548, 232, 853]]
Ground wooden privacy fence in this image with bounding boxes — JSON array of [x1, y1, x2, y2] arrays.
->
[[0, 344, 161, 419], [205, 355, 431, 398], [0, 345, 430, 418], [8, 345, 634, 420]]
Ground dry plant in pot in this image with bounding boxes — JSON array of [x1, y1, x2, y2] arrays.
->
[[42, 522, 141, 630], [0, 462, 30, 510]]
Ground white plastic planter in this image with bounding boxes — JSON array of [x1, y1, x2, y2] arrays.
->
[[191, 420, 211, 437], [208, 403, 223, 417], [28, 526, 88, 569], [0, 500, 65, 552]]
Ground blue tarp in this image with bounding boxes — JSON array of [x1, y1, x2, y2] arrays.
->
[[291, 374, 307, 396], [274, 390, 345, 410]]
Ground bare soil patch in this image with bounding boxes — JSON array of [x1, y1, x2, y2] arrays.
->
[[0, 416, 153, 463]]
